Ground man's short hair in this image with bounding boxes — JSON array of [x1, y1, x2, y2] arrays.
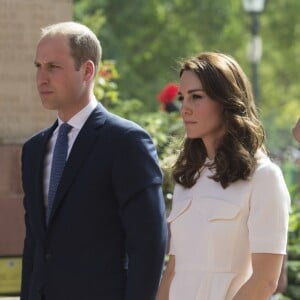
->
[[40, 21, 101, 74]]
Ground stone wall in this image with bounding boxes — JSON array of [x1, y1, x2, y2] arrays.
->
[[0, 0, 72, 255], [0, 145, 23, 255], [0, 0, 72, 143]]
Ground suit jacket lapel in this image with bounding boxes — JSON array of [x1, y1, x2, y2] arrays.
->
[[47, 104, 107, 226]]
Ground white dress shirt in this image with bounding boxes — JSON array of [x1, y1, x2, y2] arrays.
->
[[43, 98, 98, 207]]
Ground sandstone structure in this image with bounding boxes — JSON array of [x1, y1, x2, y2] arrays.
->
[[0, 0, 72, 257]]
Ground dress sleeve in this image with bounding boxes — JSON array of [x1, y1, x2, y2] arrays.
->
[[248, 159, 290, 254]]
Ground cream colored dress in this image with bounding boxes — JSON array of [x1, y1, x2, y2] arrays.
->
[[168, 153, 290, 300]]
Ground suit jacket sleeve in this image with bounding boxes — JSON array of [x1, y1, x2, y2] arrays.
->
[[112, 127, 168, 300], [20, 144, 35, 300]]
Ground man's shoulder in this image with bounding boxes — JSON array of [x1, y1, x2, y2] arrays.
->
[[105, 111, 145, 134], [102, 112, 156, 151], [23, 126, 53, 148], [93, 102, 145, 135]]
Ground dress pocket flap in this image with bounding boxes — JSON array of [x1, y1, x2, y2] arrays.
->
[[194, 198, 240, 221]]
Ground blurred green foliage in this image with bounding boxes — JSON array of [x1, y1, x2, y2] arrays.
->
[[74, 0, 300, 155]]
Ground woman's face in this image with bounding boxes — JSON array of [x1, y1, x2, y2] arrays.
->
[[179, 70, 225, 152]]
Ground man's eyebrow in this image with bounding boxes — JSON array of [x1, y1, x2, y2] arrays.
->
[[34, 60, 61, 65]]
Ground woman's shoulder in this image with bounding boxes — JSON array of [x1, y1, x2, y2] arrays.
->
[[255, 149, 277, 170], [253, 150, 285, 183]]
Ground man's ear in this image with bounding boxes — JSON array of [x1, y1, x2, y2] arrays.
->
[[82, 60, 95, 81]]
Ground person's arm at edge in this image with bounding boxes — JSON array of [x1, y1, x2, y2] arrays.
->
[[112, 126, 167, 300], [233, 253, 284, 300], [273, 254, 288, 295], [122, 186, 168, 300], [20, 206, 35, 300], [156, 255, 175, 300], [292, 118, 300, 143], [20, 147, 34, 300]]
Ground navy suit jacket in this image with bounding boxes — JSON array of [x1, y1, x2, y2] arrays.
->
[[21, 103, 167, 300]]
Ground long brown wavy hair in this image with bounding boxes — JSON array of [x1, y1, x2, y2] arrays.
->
[[173, 52, 265, 189]]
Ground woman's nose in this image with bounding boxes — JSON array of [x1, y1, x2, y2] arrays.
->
[[180, 99, 192, 115]]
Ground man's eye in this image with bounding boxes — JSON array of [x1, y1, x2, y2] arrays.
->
[[177, 96, 184, 102]]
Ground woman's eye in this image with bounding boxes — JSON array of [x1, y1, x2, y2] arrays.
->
[[177, 95, 184, 102], [192, 94, 202, 100], [177, 94, 203, 103]]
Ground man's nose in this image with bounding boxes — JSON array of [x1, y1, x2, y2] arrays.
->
[[36, 68, 49, 86]]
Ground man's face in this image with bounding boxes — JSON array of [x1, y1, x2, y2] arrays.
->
[[34, 34, 86, 119]]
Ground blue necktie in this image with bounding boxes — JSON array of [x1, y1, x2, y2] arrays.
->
[[47, 123, 72, 224]]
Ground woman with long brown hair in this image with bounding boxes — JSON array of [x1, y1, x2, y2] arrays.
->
[[157, 52, 290, 300]]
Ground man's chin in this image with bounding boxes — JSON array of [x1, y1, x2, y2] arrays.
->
[[41, 100, 57, 110]]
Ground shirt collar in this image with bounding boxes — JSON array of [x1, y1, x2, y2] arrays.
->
[[57, 97, 98, 130]]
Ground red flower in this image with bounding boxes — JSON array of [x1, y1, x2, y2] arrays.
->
[[157, 83, 178, 104]]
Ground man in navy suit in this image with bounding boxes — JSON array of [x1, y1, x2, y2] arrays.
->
[[21, 21, 167, 300]]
